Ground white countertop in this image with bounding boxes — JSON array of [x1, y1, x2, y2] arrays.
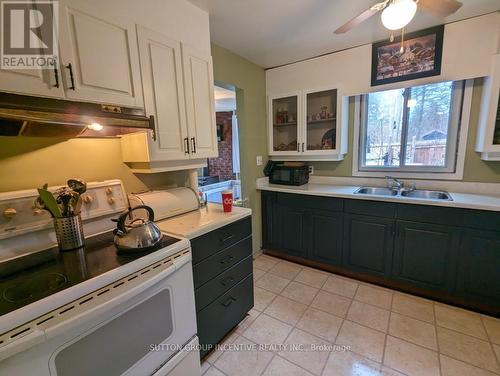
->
[[257, 178, 500, 212], [156, 203, 252, 239]]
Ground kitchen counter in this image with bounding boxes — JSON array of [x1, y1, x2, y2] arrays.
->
[[156, 203, 252, 239], [257, 177, 500, 212]]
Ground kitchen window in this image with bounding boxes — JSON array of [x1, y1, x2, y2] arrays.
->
[[357, 80, 465, 175]]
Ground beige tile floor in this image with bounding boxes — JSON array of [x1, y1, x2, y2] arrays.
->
[[201, 254, 500, 376]]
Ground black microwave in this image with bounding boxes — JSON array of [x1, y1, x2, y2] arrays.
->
[[264, 161, 309, 186]]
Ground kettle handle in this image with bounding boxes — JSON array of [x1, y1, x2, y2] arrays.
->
[[116, 205, 155, 233]]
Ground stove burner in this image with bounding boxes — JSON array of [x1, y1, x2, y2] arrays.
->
[[3, 273, 68, 303]]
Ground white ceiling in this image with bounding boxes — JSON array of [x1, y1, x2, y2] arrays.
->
[[188, 0, 500, 68]]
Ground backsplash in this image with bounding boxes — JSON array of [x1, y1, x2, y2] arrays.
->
[[0, 137, 188, 193]]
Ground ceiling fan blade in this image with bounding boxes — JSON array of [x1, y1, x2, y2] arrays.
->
[[418, 0, 463, 17], [334, 7, 380, 34]]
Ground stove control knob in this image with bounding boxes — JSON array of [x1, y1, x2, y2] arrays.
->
[[83, 195, 93, 205], [33, 208, 45, 216], [105, 187, 113, 195], [3, 207, 17, 219], [107, 197, 115, 205]]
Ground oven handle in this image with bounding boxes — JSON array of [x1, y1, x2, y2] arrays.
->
[[44, 260, 178, 340]]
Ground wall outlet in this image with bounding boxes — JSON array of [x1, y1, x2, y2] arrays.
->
[[308, 165, 314, 175], [256, 155, 263, 166]]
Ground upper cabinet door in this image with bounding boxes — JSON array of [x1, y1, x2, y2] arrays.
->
[[476, 54, 500, 160], [304, 88, 339, 155], [58, 0, 143, 107], [0, 68, 64, 98], [268, 93, 302, 156], [182, 45, 218, 159], [136, 26, 189, 161], [0, 2, 63, 98]]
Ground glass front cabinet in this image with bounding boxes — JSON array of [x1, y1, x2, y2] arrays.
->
[[476, 54, 500, 160], [268, 87, 348, 160]]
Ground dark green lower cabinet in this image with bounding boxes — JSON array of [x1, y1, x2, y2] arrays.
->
[[342, 214, 394, 277], [197, 275, 254, 358], [308, 210, 343, 265], [392, 221, 460, 292], [272, 202, 308, 258], [261, 192, 500, 315], [456, 229, 500, 307]]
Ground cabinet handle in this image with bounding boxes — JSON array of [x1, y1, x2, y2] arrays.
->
[[53, 65, 59, 88], [191, 137, 196, 153], [219, 255, 234, 265], [297, 143, 300, 152], [220, 276, 234, 286], [302, 142, 305, 152], [65, 63, 76, 90], [390, 223, 396, 236], [184, 137, 190, 154], [221, 297, 236, 308], [220, 234, 234, 243]]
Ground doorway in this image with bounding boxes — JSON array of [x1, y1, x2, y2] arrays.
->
[[198, 84, 242, 204]]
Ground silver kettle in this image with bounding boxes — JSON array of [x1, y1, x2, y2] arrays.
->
[[113, 205, 162, 252]]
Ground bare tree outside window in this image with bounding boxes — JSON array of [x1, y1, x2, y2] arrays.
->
[[360, 81, 463, 173]]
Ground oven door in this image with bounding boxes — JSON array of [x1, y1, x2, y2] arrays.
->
[[0, 254, 198, 376]]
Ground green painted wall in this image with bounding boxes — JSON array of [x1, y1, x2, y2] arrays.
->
[[310, 79, 500, 183], [211, 43, 268, 252], [0, 137, 188, 193]]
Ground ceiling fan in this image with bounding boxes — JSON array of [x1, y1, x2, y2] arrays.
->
[[334, 0, 463, 34]]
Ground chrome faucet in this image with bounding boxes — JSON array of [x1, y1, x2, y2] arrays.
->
[[385, 176, 404, 190]]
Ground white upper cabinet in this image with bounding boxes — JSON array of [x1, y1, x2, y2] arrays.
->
[[0, 68, 64, 98], [476, 54, 500, 161], [120, 30, 218, 172], [135, 26, 189, 162], [58, 0, 143, 107], [182, 46, 218, 159], [0, 2, 64, 98], [268, 87, 348, 161]]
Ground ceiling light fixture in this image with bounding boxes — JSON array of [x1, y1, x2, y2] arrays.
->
[[381, 0, 417, 30], [88, 122, 103, 131]]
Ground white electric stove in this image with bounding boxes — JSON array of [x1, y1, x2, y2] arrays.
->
[[0, 180, 200, 376]]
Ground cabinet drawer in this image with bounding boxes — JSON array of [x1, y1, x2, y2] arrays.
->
[[193, 236, 252, 288], [344, 199, 396, 218], [197, 274, 254, 358], [191, 217, 252, 264], [195, 255, 253, 312], [276, 192, 342, 212]]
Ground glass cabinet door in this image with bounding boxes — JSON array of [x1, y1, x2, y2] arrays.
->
[[305, 89, 337, 152], [494, 93, 500, 145], [272, 95, 299, 153]]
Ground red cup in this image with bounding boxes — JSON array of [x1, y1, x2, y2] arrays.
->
[[222, 190, 233, 212]]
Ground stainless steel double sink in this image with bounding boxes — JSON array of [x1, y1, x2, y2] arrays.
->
[[354, 187, 453, 201]]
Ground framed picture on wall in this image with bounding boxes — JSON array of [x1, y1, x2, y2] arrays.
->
[[371, 25, 444, 86]]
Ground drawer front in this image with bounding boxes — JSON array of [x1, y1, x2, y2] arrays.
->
[[193, 236, 252, 288], [195, 255, 253, 312], [197, 274, 254, 358], [191, 217, 252, 264], [344, 199, 396, 218], [276, 192, 343, 212]]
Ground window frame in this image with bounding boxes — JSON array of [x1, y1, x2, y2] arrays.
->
[[352, 79, 474, 181]]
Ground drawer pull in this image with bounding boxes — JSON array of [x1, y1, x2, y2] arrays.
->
[[220, 234, 234, 243], [220, 276, 235, 286], [221, 297, 236, 308], [219, 255, 234, 265]]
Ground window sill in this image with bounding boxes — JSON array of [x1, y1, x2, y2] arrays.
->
[[352, 169, 463, 181]]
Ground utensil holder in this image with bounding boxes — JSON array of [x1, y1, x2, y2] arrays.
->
[[54, 214, 85, 251]]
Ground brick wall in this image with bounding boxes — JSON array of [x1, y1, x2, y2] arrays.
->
[[208, 111, 236, 181]]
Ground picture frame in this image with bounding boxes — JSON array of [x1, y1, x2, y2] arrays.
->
[[371, 25, 444, 87]]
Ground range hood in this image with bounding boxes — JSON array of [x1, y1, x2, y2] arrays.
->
[[0, 92, 155, 138]]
